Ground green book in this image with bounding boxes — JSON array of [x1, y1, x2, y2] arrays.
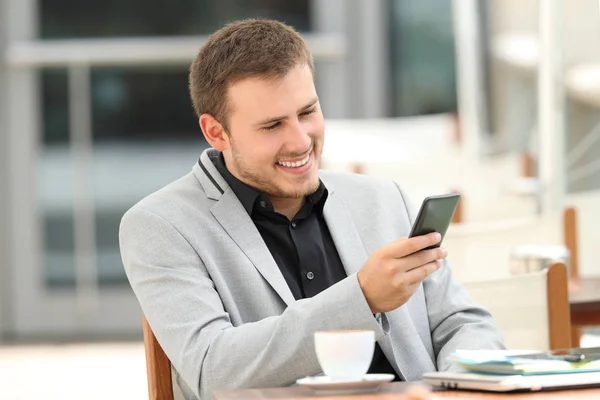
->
[[448, 350, 600, 376]]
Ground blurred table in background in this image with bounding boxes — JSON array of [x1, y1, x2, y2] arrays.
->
[[570, 277, 600, 328]]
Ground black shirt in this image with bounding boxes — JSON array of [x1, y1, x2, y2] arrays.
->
[[210, 152, 399, 380]]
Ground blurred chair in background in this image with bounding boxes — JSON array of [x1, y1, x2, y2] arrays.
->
[[447, 200, 600, 348], [443, 207, 569, 283], [464, 261, 571, 351]]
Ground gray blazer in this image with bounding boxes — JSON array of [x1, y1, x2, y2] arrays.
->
[[119, 148, 504, 400]]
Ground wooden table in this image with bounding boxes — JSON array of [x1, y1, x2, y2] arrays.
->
[[570, 277, 600, 326], [214, 382, 600, 399], [569, 277, 600, 347]]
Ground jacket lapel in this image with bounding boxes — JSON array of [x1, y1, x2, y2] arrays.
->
[[195, 149, 296, 307], [210, 194, 296, 306], [322, 188, 369, 276]]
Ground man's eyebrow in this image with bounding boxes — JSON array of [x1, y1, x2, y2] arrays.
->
[[299, 97, 319, 112], [253, 97, 319, 127]]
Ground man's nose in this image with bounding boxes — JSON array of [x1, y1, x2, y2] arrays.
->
[[286, 120, 312, 152]]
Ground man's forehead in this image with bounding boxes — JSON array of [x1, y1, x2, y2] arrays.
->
[[227, 69, 316, 114], [228, 74, 284, 95]]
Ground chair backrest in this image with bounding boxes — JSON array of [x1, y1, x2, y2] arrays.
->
[[463, 261, 571, 351], [142, 315, 174, 400], [445, 212, 564, 282], [444, 206, 580, 283]]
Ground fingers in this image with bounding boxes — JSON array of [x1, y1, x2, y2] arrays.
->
[[383, 233, 442, 258], [404, 260, 443, 286], [404, 247, 447, 272]]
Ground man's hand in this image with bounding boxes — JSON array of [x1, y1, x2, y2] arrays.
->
[[356, 232, 447, 313]]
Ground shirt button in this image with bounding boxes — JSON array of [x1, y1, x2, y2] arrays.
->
[[291, 221, 297, 229], [306, 271, 314, 280], [259, 200, 267, 208]]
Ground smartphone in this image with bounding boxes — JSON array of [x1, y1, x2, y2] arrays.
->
[[408, 193, 460, 250]]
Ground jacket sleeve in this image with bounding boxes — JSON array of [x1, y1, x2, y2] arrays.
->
[[394, 183, 505, 370], [119, 206, 383, 400]]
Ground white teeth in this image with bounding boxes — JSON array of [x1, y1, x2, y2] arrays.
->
[[278, 154, 310, 168]]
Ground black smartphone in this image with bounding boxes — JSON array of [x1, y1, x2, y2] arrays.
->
[[408, 193, 460, 250]]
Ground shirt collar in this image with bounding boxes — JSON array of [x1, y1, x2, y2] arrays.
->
[[209, 151, 328, 217]]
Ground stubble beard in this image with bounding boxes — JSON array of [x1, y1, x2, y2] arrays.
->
[[230, 142, 321, 199]]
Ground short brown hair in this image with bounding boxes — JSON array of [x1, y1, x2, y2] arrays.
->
[[189, 19, 314, 132]]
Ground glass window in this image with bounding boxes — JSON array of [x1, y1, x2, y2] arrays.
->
[[40, 0, 311, 38], [41, 65, 208, 287], [42, 66, 201, 144], [39, 2, 311, 287], [389, 0, 457, 116]]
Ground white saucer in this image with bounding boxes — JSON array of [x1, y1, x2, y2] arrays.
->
[[296, 374, 395, 395]]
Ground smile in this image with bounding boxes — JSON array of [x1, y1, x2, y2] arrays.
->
[[277, 153, 311, 168]]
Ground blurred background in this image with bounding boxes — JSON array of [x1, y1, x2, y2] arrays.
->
[[1, 0, 600, 398]]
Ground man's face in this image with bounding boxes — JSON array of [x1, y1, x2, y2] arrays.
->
[[222, 64, 325, 200]]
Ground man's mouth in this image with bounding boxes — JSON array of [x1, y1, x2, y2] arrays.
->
[[277, 152, 311, 168]]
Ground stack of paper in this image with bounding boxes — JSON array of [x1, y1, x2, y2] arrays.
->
[[448, 350, 600, 375]]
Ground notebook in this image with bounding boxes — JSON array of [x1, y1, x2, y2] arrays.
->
[[422, 370, 600, 392], [423, 349, 600, 392], [446, 349, 600, 375]]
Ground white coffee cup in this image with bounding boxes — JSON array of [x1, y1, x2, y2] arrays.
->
[[314, 330, 375, 380]]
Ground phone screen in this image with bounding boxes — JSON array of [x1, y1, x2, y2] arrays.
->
[[408, 193, 460, 250]]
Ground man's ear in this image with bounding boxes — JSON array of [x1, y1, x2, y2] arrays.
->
[[199, 114, 230, 150]]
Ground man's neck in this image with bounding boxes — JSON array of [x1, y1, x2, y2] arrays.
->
[[269, 196, 305, 220]]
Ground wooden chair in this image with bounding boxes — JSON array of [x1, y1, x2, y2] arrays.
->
[[142, 315, 174, 400], [445, 203, 586, 346], [564, 207, 585, 347], [464, 261, 571, 350]]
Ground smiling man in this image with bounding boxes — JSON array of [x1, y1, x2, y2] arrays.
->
[[119, 19, 503, 400]]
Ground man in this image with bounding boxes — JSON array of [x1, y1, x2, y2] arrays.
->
[[119, 19, 503, 400]]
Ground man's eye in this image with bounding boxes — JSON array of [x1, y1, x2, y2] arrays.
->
[[262, 122, 280, 131], [301, 108, 316, 116]]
